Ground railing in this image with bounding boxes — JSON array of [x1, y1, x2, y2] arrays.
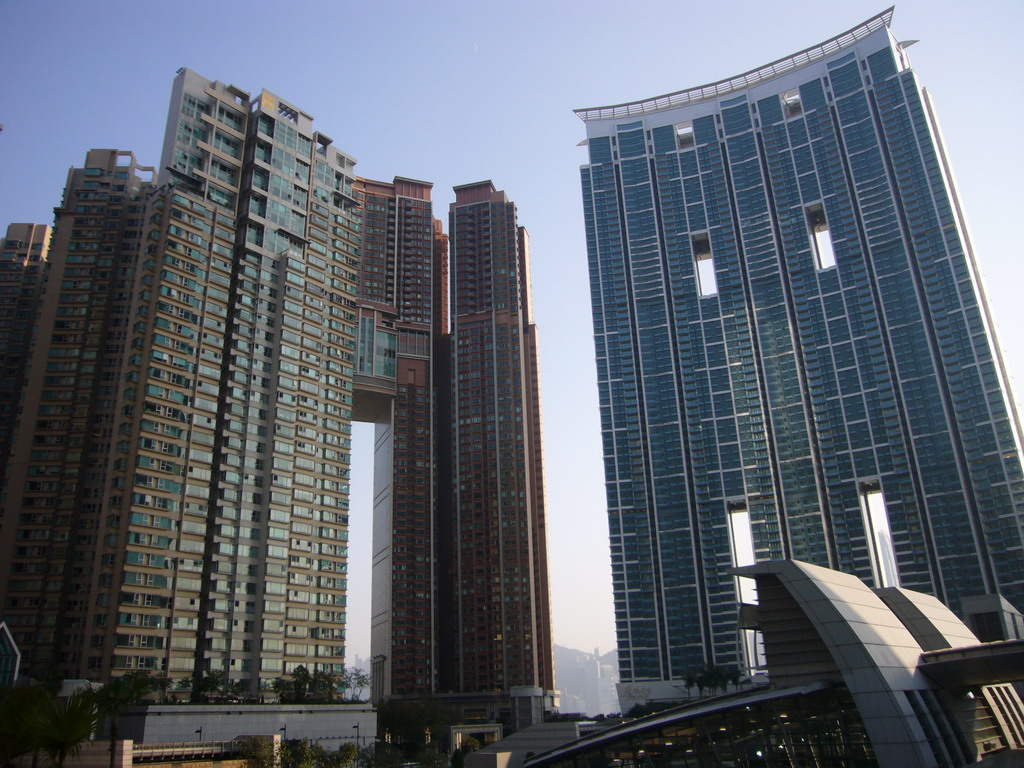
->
[[574, 7, 894, 121], [132, 739, 247, 762]]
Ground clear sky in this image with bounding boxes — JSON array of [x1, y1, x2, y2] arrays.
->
[[2, 0, 1022, 663]]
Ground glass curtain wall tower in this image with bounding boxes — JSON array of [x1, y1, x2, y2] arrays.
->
[[577, 10, 1024, 698]]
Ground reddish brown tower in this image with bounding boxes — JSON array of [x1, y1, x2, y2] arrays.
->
[[353, 177, 448, 699], [441, 181, 554, 698]]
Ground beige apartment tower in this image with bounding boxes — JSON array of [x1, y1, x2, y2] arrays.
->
[[0, 72, 360, 692]]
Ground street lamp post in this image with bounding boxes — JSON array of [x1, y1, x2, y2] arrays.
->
[[353, 723, 360, 748], [195, 727, 203, 742]]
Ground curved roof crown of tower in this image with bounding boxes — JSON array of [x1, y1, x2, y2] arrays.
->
[[574, 7, 894, 121]]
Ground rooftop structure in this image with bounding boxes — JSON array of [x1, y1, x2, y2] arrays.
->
[[574, 8, 894, 120]]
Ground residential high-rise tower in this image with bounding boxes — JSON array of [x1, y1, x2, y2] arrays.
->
[[0, 224, 51, 485], [352, 176, 448, 700], [0, 151, 158, 674], [0, 72, 361, 688], [576, 10, 1024, 701], [441, 182, 554, 701]]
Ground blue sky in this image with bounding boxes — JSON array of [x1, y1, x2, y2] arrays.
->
[[2, 0, 1022, 662]]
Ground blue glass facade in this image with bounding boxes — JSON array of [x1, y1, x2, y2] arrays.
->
[[578, 12, 1024, 686]]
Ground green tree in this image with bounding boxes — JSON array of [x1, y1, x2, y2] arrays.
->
[[725, 666, 743, 692], [324, 743, 358, 768], [354, 744, 375, 768], [690, 663, 739, 696], [363, 743, 403, 768], [243, 737, 278, 768], [281, 738, 324, 768], [341, 668, 370, 702], [191, 669, 226, 701], [36, 690, 100, 768], [271, 676, 292, 702], [415, 746, 447, 768], [291, 666, 312, 703], [32, 668, 65, 698], [310, 669, 337, 703], [151, 672, 173, 703], [683, 671, 698, 700], [95, 672, 156, 768]]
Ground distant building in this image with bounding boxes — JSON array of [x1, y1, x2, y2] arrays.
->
[[554, 646, 619, 717], [528, 560, 1024, 768], [576, 8, 1024, 698]]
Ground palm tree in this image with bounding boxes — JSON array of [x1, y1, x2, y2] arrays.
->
[[35, 690, 99, 768], [725, 666, 742, 692], [95, 672, 155, 768], [0, 685, 51, 765], [683, 671, 698, 700]]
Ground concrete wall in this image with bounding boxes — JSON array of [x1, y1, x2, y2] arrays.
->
[[11, 741, 130, 768], [118, 704, 375, 749]]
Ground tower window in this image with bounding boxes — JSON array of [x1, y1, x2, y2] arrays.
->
[[782, 89, 803, 118], [277, 102, 299, 123], [675, 121, 695, 149], [859, 481, 899, 588], [692, 233, 717, 296], [806, 203, 836, 270], [727, 500, 756, 602], [728, 500, 764, 672]]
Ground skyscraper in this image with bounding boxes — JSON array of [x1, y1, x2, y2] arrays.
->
[[0, 151, 158, 675], [441, 181, 554, 708], [576, 9, 1024, 700], [0, 72, 361, 688], [0, 224, 51, 485], [352, 175, 448, 700]]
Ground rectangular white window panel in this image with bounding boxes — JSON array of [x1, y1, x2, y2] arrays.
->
[[693, 233, 717, 296], [728, 502, 765, 671], [675, 121, 695, 149], [860, 482, 899, 588], [807, 203, 837, 270], [782, 88, 803, 118]]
